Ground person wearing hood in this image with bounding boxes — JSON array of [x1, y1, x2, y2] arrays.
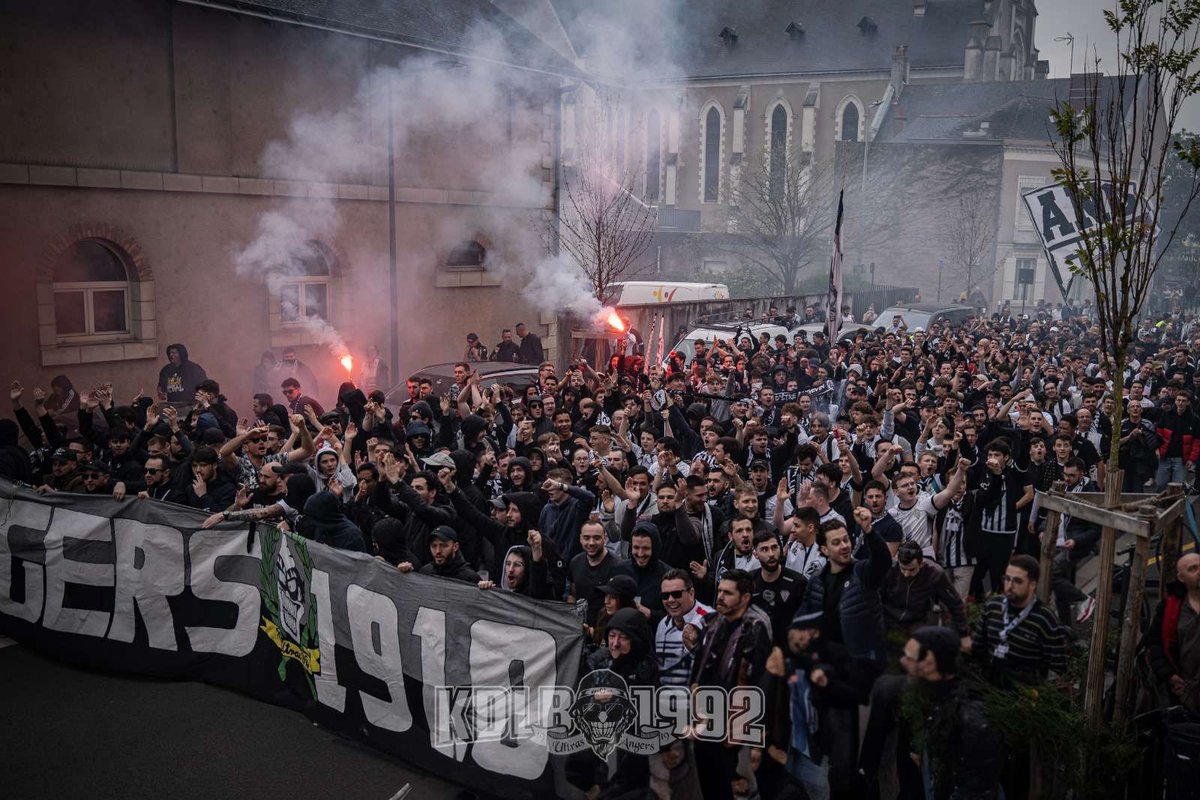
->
[[505, 455, 535, 493], [314, 442, 357, 492], [442, 471, 566, 598], [158, 344, 208, 405], [583, 605, 659, 798], [296, 486, 368, 553], [616, 519, 671, 619], [407, 525, 479, 584], [478, 533, 553, 600], [620, 479, 703, 573]]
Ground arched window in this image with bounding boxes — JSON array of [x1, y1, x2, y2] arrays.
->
[[645, 111, 662, 201], [769, 104, 789, 200], [839, 101, 860, 142], [703, 106, 722, 203], [52, 240, 131, 337], [280, 240, 333, 324]]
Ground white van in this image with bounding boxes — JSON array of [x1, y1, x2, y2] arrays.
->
[[612, 281, 729, 305]]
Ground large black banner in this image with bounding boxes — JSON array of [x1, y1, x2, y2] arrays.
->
[[0, 480, 583, 797]]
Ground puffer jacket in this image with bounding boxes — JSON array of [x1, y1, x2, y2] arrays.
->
[[881, 561, 969, 636], [1156, 407, 1200, 461], [797, 527, 891, 664]]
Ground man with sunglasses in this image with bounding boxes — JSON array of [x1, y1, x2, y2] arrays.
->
[[280, 377, 323, 418], [654, 568, 711, 687], [137, 455, 180, 502]]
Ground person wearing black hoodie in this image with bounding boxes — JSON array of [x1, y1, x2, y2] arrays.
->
[[158, 343, 207, 405], [296, 489, 369, 553], [616, 519, 671, 619], [0, 419, 32, 484], [583, 606, 659, 797], [377, 459, 455, 569], [444, 479, 566, 599], [413, 525, 480, 584]]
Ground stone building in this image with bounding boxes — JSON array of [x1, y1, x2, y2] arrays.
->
[[540, 0, 1046, 293], [0, 0, 574, 407]]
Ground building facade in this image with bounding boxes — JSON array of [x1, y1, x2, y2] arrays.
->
[[0, 0, 571, 406]]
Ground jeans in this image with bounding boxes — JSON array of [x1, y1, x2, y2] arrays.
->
[[1157, 457, 1188, 491], [973, 532, 1016, 595], [788, 749, 831, 800], [1052, 547, 1088, 624]]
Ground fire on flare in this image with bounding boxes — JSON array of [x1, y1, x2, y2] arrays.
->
[[340, 354, 354, 374], [605, 310, 626, 333]]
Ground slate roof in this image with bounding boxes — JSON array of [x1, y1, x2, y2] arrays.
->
[[179, 0, 582, 77], [548, 0, 987, 79], [875, 76, 1130, 144]]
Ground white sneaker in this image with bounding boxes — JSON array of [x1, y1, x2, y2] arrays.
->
[[1075, 594, 1097, 624]]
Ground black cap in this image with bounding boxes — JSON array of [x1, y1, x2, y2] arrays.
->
[[50, 447, 76, 463], [79, 462, 110, 476], [429, 525, 458, 542], [749, 458, 770, 471], [598, 574, 638, 600]]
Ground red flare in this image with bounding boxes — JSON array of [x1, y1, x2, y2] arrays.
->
[[340, 355, 354, 374]]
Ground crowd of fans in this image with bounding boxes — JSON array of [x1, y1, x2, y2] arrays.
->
[[3, 302, 1200, 800]]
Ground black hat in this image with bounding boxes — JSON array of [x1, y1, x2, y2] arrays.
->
[[79, 461, 110, 476], [598, 574, 638, 601], [466, 332, 479, 342], [790, 609, 823, 631], [429, 525, 458, 542], [749, 458, 770, 471], [50, 447, 76, 463]]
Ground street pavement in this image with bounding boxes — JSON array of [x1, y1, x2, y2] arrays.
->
[[0, 642, 467, 800]]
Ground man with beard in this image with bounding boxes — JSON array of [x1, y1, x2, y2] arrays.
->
[[478, 531, 554, 600], [621, 479, 702, 573], [751, 529, 806, 648], [654, 568, 712, 687], [703, 516, 761, 597], [689, 569, 773, 800], [616, 520, 671, 619], [972, 555, 1067, 687], [406, 525, 480, 584], [567, 519, 622, 625]]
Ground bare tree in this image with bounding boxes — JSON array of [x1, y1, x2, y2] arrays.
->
[[1050, 0, 1200, 472], [1049, 0, 1200, 728], [554, 99, 656, 306], [940, 189, 998, 299], [725, 150, 837, 295]]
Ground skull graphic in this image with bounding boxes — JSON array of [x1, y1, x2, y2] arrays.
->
[[568, 669, 638, 759], [275, 536, 307, 643]]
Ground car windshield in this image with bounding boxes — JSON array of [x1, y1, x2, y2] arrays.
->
[[880, 309, 931, 330]]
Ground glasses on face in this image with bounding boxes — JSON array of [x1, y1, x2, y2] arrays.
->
[[660, 590, 687, 600]]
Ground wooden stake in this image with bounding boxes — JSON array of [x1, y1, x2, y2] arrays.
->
[[1112, 509, 1154, 727], [1084, 470, 1123, 728], [1160, 483, 1186, 594], [1037, 485, 1064, 606]]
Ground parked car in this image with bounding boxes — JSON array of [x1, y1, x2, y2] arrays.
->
[[665, 322, 792, 364], [383, 361, 539, 409], [873, 303, 976, 331]]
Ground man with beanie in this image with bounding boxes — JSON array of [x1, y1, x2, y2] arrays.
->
[[901, 626, 1003, 800]]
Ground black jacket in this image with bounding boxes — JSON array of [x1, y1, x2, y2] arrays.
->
[[798, 527, 891, 664], [418, 550, 480, 584], [297, 491, 369, 553]]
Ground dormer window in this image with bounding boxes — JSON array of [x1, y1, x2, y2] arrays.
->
[[445, 240, 487, 270], [786, 22, 804, 39], [719, 27, 738, 45], [858, 16, 877, 33]]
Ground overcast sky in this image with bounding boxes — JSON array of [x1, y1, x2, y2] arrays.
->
[[1037, 0, 1200, 132]]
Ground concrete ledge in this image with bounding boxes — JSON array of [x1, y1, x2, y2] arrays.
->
[[237, 177, 274, 195], [201, 175, 238, 193], [29, 166, 76, 186], [162, 173, 203, 192], [77, 168, 122, 189], [120, 171, 164, 191], [434, 272, 462, 288], [0, 163, 30, 183], [0, 162, 551, 210]]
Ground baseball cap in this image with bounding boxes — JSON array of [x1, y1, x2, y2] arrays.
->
[[487, 497, 507, 511], [749, 458, 770, 471], [50, 448, 76, 463], [429, 525, 458, 542], [422, 451, 456, 470], [598, 575, 638, 600], [79, 462, 110, 476]]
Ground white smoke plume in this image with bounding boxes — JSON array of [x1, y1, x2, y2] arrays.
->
[[232, 1, 693, 365]]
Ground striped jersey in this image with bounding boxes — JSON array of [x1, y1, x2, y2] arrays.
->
[[655, 602, 713, 686]]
